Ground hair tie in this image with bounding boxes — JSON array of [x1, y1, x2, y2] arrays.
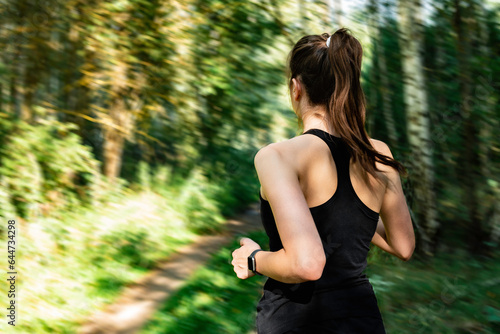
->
[[326, 36, 331, 47]]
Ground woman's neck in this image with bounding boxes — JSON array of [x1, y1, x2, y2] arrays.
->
[[300, 107, 340, 137]]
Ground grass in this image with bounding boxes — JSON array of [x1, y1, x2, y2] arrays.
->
[[139, 231, 269, 334], [0, 190, 201, 334], [141, 233, 500, 334], [367, 247, 500, 334]]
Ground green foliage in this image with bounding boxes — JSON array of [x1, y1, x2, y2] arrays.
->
[[137, 161, 152, 191], [0, 118, 99, 218], [211, 147, 261, 216], [179, 168, 226, 234], [152, 165, 172, 189], [102, 226, 155, 269], [6, 190, 196, 334], [0, 177, 16, 219], [362, 0, 500, 252], [140, 231, 269, 334], [366, 248, 500, 334]]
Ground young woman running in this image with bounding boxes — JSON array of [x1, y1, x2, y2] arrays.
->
[[231, 28, 415, 334]]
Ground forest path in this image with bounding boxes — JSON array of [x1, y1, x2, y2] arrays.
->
[[78, 203, 262, 334]]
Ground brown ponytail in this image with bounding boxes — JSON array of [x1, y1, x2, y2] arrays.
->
[[287, 28, 406, 179]]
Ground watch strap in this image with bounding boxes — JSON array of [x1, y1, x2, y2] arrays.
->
[[248, 249, 263, 275]]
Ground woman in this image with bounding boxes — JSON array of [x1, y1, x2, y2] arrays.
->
[[231, 28, 415, 334]]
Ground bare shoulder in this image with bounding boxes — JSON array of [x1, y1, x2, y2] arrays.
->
[[254, 142, 284, 164], [369, 138, 399, 179], [369, 138, 393, 158], [253, 139, 303, 200], [369, 138, 403, 191], [254, 136, 310, 164]]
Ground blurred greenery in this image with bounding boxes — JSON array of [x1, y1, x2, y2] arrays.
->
[[0, 0, 498, 333], [366, 247, 500, 334], [140, 232, 500, 333], [140, 231, 269, 334], [5, 189, 201, 333]]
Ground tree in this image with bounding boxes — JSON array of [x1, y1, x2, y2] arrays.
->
[[452, 0, 496, 253], [398, 0, 438, 256], [368, 0, 398, 147]]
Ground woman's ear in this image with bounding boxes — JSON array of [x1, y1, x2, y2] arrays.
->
[[291, 78, 301, 101]]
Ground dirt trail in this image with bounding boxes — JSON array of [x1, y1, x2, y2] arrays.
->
[[78, 203, 261, 334]]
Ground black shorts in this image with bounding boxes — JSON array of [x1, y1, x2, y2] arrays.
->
[[283, 316, 386, 334], [256, 281, 386, 334]]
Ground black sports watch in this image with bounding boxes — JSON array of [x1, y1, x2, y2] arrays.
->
[[248, 249, 263, 275]]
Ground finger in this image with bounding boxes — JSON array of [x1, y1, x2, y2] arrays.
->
[[240, 237, 250, 246]]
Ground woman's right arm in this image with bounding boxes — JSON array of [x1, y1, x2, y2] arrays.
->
[[231, 143, 326, 283], [370, 142, 415, 261]]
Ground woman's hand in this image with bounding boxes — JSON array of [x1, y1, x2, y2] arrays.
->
[[231, 237, 261, 279]]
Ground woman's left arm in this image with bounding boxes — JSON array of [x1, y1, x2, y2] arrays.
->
[[231, 144, 326, 284]]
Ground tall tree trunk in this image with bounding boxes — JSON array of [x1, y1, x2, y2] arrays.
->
[[368, 0, 398, 147], [22, 39, 38, 123], [103, 98, 129, 180], [102, 59, 133, 181], [14, 0, 38, 123], [378, 46, 398, 147], [10, 15, 24, 119], [398, 0, 438, 256], [476, 2, 493, 247], [9, 71, 17, 116], [452, 0, 486, 253], [62, 22, 88, 131], [366, 0, 379, 136]]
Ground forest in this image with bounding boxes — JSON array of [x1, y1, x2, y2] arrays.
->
[[0, 0, 499, 333]]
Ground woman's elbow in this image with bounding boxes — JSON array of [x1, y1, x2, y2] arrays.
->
[[294, 252, 326, 281], [395, 229, 416, 261], [399, 243, 415, 261]]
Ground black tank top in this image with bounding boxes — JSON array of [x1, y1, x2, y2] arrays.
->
[[256, 129, 386, 333], [259, 128, 380, 299]]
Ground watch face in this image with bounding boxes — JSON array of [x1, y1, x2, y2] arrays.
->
[[248, 257, 255, 272]]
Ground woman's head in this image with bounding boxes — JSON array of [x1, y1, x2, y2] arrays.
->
[[287, 28, 405, 178], [287, 29, 363, 113]]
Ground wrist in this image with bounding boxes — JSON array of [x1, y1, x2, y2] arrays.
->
[[255, 249, 264, 275], [248, 249, 263, 276]]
